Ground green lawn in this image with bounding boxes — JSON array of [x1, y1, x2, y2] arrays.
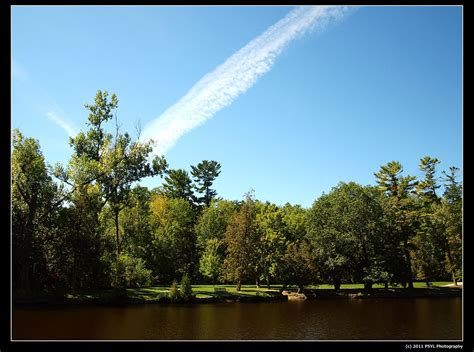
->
[[126, 284, 274, 300], [63, 281, 456, 302], [305, 281, 453, 289], [65, 284, 275, 301]]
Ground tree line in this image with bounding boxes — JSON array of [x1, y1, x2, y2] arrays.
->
[[12, 90, 462, 295]]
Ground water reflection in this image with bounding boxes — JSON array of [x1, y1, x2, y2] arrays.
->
[[13, 298, 462, 340]]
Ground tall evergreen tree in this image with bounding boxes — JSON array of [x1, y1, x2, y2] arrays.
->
[[413, 156, 444, 284], [437, 167, 463, 285], [374, 161, 418, 288], [161, 169, 195, 204], [191, 160, 221, 207], [416, 156, 441, 205]]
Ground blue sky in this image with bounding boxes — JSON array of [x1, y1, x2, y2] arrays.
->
[[11, 6, 462, 207]]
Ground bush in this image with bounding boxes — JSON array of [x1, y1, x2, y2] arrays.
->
[[169, 279, 181, 302], [180, 274, 193, 301], [110, 254, 152, 288]]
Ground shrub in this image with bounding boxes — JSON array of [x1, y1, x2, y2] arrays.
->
[[169, 279, 181, 302], [110, 254, 152, 288], [180, 274, 193, 301]]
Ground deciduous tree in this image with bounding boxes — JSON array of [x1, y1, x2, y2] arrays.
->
[[221, 191, 258, 291]]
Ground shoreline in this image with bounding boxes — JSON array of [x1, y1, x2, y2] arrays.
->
[[304, 287, 462, 299], [13, 286, 462, 308]]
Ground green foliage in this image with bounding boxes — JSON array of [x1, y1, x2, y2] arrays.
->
[[254, 202, 289, 287], [150, 196, 198, 282], [119, 186, 154, 262], [307, 182, 385, 288], [57, 90, 168, 256], [442, 167, 462, 204], [436, 168, 462, 284], [416, 156, 441, 204], [84, 90, 118, 127], [168, 279, 180, 301], [280, 203, 309, 243], [12, 129, 64, 292], [110, 254, 152, 288], [180, 274, 194, 301], [374, 161, 417, 199], [199, 238, 224, 284], [277, 240, 318, 292], [191, 160, 221, 207], [374, 161, 419, 288], [221, 192, 259, 290], [12, 116, 462, 296], [161, 169, 195, 203], [412, 156, 444, 281], [195, 199, 238, 252], [411, 158, 462, 285]]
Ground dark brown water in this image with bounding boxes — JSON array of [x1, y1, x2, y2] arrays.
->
[[13, 298, 462, 340]]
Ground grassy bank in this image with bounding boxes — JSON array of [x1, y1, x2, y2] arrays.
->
[[13, 282, 461, 306], [306, 282, 455, 289]]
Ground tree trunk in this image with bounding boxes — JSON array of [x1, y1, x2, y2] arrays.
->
[[266, 275, 271, 289], [403, 239, 414, 289], [20, 261, 31, 294], [114, 209, 120, 256], [384, 282, 388, 289], [70, 254, 77, 292], [334, 278, 341, 290], [236, 279, 241, 291], [20, 203, 38, 294], [445, 244, 457, 286], [364, 282, 373, 290], [255, 278, 261, 288]]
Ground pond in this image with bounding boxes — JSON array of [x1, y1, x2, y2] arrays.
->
[[12, 297, 462, 340]]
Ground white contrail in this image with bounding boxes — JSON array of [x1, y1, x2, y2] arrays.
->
[[140, 6, 352, 156], [46, 110, 78, 138]]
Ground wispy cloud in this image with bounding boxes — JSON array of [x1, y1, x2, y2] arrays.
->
[[12, 59, 29, 81], [46, 110, 78, 138], [12, 58, 79, 139], [140, 6, 352, 156]]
